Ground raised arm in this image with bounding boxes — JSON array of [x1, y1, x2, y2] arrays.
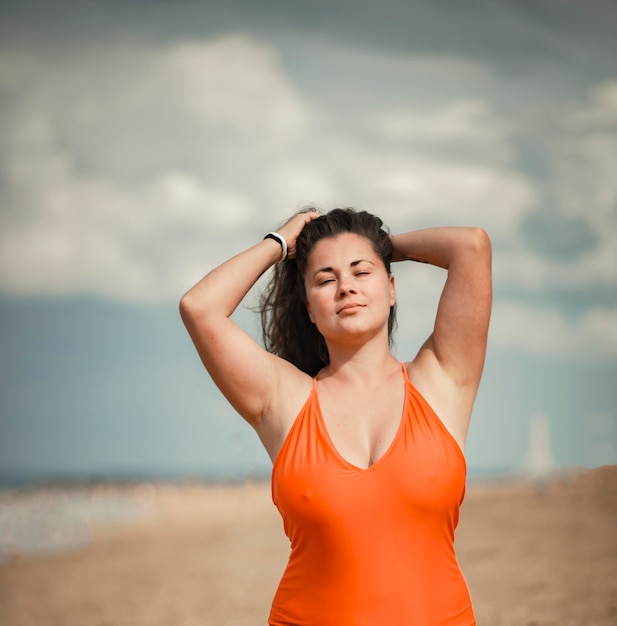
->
[[179, 211, 319, 434], [391, 227, 492, 436]]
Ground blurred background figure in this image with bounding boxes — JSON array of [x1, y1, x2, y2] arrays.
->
[[524, 411, 556, 487]]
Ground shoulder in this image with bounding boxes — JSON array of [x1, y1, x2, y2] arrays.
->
[[405, 351, 472, 449], [255, 362, 315, 460]]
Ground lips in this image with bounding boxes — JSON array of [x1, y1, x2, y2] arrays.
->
[[337, 303, 364, 314]]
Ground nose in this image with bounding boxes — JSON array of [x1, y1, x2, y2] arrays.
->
[[338, 276, 357, 297]]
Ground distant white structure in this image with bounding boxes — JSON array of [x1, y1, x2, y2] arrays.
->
[[524, 411, 556, 481]]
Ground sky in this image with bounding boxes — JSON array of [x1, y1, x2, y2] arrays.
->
[[0, 0, 616, 482]]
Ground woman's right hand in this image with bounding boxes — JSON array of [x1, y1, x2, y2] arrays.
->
[[277, 208, 321, 259]]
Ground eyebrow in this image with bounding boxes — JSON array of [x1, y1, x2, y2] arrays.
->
[[312, 259, 375, 279]]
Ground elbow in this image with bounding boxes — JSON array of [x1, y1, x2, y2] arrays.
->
[[179, 290, 202, 326], [468, 227, 492, 258], [179, 289, 226, 329], [179, 293, 192, 325], [449, 228, 491, 274], [471, 227, 491, 248]]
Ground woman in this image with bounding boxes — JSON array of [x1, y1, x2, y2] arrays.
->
[[180, 207, 492, 625]]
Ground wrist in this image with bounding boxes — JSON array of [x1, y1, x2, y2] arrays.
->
[[263, 231, 288, 263], [389, 235, 406, 263]]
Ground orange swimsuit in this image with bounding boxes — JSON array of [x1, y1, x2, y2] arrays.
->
[[270, 363, 475, 626]]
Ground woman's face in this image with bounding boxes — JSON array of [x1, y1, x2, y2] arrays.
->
[[303, 233, 395, 346]]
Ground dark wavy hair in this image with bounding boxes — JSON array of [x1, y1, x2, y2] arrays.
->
[[259, 207, 396, 376]]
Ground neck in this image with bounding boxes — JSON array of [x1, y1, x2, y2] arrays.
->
[[320, 335, 399, 383]]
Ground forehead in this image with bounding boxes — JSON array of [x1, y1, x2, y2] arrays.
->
[[306, 233, 379, 267]]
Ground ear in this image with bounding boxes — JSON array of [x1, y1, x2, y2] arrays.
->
[[389, 274, 396, 307]]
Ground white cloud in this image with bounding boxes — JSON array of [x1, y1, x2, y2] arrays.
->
[[264, 161, 341, 215], [0, 112, 258, 301], [490, 301, 617, 360], [557, 238, 617, 288], [371, 155, 536, 237], [158, 37, 310, 138], [0, 34, 315, 301], [289, 133, 537, 240], [550, 79, 617, 286], [490, 80, 617, 293], [375, 98, 513, 162], [0, 35, 539, 303], [494, 241, 617, 292], [146, 172, 253, 231], [565, 80, 617, 129], [0, 30, 614, 364], [369, 80, 617, 298]]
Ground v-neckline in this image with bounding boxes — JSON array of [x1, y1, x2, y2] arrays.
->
[[313, 362, 408, 473]]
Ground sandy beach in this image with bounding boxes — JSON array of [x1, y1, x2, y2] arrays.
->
[[1, 465, 615, 626]]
